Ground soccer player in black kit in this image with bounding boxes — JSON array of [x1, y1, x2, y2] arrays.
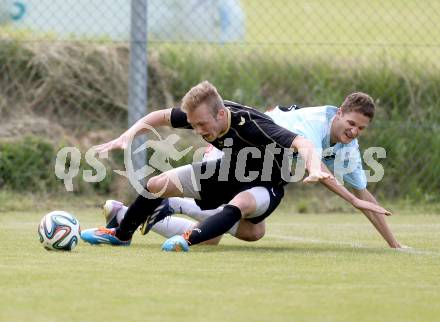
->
[[81, 81, 332, 250]]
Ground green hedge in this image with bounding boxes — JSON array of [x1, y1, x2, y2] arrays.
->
[[0, 137, 117, 195], [0, 137, 58, 192]]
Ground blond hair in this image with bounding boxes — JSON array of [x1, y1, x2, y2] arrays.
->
[[340, 92, 376, 120], [181, 81, 224, 117]]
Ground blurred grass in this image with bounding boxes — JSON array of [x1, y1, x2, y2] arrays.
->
[[241, 0, 440, 64]]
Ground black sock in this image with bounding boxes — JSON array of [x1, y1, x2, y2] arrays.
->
[[116, 193, 163, 241], [184, 204, 242, 246]]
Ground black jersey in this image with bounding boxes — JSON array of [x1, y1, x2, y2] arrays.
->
[[170, 101, 298, 185]]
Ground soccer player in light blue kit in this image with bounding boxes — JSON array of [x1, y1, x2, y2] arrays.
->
[[268, 102, 368, 191], [103, 92, 404, 249]]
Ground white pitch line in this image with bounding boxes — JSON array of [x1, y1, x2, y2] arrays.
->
[[266, 234, 440, 256], [266, 234, 367, 248], [395, 248, 440, 256]]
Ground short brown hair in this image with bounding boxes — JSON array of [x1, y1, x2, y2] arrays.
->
[[181, 81, 224, 117], [340, 92, 375, 120]]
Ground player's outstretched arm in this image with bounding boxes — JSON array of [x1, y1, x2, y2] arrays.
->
[[317, 163, 392, 216], [320, 172, 401, 247], [291, 136, 331, 183], [352, 189, 404, 248], [93, 108, 173, 154], [318, 169, 403, 248]]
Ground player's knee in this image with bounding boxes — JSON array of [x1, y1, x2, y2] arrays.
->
[[240, 225, 265, 242], [229, 196, 256, 216], [251, 225, 266, 241], [146, 175, 166, 194]]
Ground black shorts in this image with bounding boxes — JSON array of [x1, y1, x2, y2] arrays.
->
[[194, 160, 285, 224]]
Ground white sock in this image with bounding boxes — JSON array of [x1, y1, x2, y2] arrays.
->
[[168, 197, 238, 236], [151, 217, 195, 238], [168, 197, 223, 221], [114, 203, 195, 238], [228, 222, 239, 236], [116, 206, 127, 225]]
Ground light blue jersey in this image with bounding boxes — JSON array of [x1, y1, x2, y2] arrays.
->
[[265, 105, 367, 190]]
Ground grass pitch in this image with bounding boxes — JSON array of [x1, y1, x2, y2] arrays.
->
[[1, 206, 440, 322]]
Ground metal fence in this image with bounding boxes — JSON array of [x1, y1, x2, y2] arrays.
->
[[0, 0, 439, 200]]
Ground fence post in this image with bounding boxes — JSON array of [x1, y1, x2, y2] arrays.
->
[[128, 0, 148, 182]]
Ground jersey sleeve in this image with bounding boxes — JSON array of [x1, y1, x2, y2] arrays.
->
[[325, 142, 367, 190], [343, 166, 368, 190], [170, 107, 193, 129], [342, 148, 367, 190]]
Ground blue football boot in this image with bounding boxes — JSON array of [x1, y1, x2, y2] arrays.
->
[[161, 235, 189, 252], [80, 227, 131, 246]]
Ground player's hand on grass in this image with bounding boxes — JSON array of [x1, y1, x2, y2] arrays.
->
[[352, 199, 392, 216], [303, 171, 332, 183], [93, 135, 129, 154]]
